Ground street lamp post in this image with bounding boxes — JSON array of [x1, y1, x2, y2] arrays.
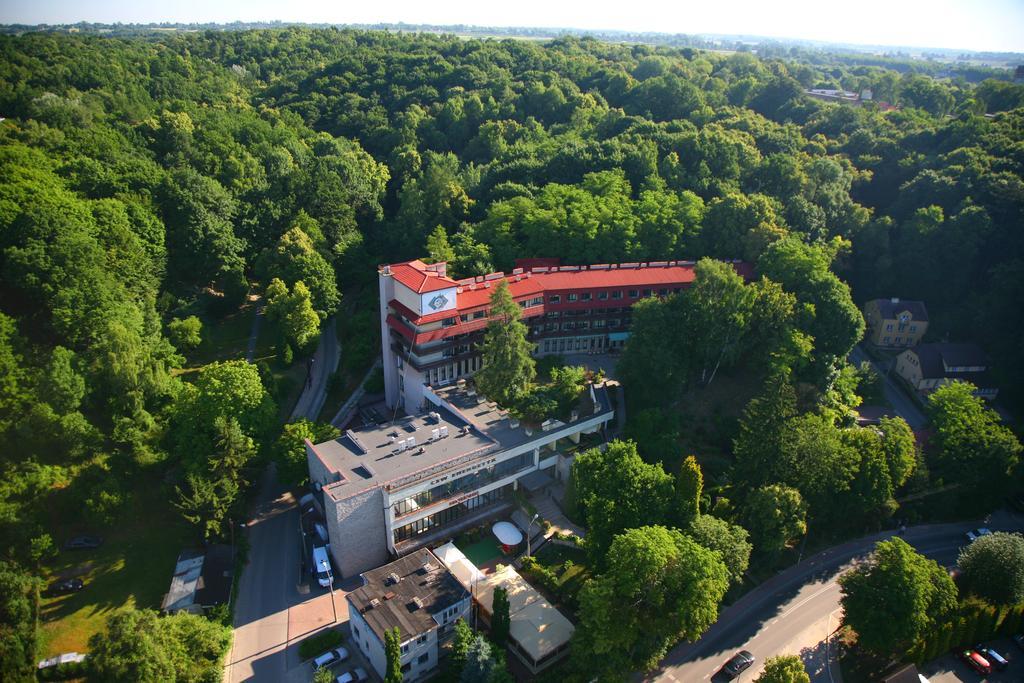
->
[[526, 513, 540, 558], [322, 560, 337, 623]]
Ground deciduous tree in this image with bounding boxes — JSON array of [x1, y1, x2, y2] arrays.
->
[[755, 654, 810, 683], [957, 532, 1024, 605], [839, 537, 957, 656]]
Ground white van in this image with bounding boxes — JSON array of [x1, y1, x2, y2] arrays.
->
[[312, 546, 333, 588]]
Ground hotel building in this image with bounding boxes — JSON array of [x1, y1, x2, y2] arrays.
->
[[379, 257, 752, 414], [306, 381, 614, 578]]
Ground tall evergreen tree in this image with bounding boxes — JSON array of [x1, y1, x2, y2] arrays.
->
[[676, 455, 703, 527], [491, 586, 510, 646], [474, 280, 535, 406], [384, 627, 403, 683]]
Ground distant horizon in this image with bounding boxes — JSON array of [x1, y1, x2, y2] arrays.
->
[[4, 18, 1024, 58], [1, 0, 1022, 54]]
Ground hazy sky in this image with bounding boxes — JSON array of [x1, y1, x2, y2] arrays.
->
[[3, 0, 1023, 53]]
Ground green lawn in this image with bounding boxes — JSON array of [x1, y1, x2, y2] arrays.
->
[[38, 485, 192, 657], [457, 535, 507, 568]]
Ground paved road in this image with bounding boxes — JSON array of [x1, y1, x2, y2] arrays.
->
[[291, 317, 339, 421], [849, 344, 927, 429], [224, 465, 302, 683], [650, 514, 1023, 683], [227, 321, 343, 682], [245, 299, 264, 364], [331, 358, 382, 427]]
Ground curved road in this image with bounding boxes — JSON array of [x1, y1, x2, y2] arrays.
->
[[650, 514, 1023, 683]]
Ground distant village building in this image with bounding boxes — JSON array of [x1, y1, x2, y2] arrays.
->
[[863, 298, 929, 348], [894, 342, 998, 400], [346, 549, 470, 682]]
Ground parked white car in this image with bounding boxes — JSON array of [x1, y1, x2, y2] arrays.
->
[[313, 646, 349, 669], [336, 668, 369, 683]]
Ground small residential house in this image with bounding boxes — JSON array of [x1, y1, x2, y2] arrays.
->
[[346, 549, 470, 681], [863, 298, 929, 348], [894, 342, 998, 400]]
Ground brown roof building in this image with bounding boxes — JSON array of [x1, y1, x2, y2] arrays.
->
[[347, 548, 470, 681]]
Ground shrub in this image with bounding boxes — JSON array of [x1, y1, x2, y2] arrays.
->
[[299, 628, 344, 660]]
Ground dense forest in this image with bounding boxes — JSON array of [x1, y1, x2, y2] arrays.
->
[[1, 26, 1023, 679]]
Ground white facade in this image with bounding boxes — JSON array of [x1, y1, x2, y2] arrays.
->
[[348, 576, 470, 681]]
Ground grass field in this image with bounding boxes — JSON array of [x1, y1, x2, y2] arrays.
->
[[38, 483, 192, 657]]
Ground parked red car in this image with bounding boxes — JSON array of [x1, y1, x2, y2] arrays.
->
[[958, 649, 992, 674]]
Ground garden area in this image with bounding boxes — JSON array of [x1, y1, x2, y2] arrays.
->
[[519, 543, 591, 616]]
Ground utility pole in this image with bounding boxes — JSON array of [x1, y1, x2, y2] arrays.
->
[[526, 513, 540, 557]]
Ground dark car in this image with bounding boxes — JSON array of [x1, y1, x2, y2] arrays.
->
[[721, 650, 755, 679], [64, 536, 103, 550], [958, 649, 992, 674], [976, 645, 1009, 670], [47, 578, 85, 595]]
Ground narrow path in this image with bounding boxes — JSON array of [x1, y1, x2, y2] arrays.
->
[[330, 358, 382, 427], [849, 344, 927, 429], [290, 317, 340, 421], [245, 298, 264, 364]]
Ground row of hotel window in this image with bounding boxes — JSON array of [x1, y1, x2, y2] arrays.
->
[[391, 452, 533, 517], [393, 484, 514, 543], [548, 287, 681, 303], [439, 288, 680, 326]]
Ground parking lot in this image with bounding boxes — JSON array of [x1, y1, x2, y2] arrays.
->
[[920, 638, 1023, 682]]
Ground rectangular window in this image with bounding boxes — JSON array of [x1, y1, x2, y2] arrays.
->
[[629, 290, 639, 298], [883, 336, 890, 343], [609, 319, 620, 328], [885, 323, 893, 331], [416, 634, 428, 645], [401, 663, 411, 673], [549, 295, 561, 304], [545, 323, 556, 332], [642, 289, 652, 297], [353, 625, 360, 638], [442, 317, 456, 327], [612, 291, 623, 300], [910, 325, 917, 332], [562, 322, 574, 331], [418, 653, 430, 664], [597, 291, 608, 300], [581, 292, 592, 301], [895, 337, 902, 344], [473, 310, 485, 319], [593, 319, 606, 329], [401, 644, 409, 654], [459, 314, 468, 322], [567, 293, 578, 302]]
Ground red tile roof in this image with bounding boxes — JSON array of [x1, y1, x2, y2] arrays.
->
[[388, 260, 459, 294], [385, 259, 753, 339]]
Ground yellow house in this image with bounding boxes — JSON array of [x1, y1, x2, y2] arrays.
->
[[894, 343, 998, 400], [863, 298, 928, 348]]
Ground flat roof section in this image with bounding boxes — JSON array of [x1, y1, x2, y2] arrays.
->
[[312, 383, 614, 501], [312, 405, 496, 500]]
